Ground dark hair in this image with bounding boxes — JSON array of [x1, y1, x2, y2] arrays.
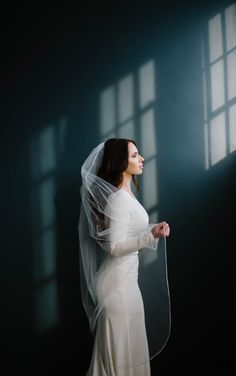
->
[[97, 138, 139, 191]]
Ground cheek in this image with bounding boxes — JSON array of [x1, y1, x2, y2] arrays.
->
[[127, 160, 138, 171]]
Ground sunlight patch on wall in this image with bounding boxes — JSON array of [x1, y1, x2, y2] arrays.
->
[[225, 3, 236, 50], [99, 60, 158, 266], [29, 118, 67, 334], [210, 112, 226, 165], [139, 60, 155, 108], [140, 109, 156, 159], [227, 50, 236, 100], [204, 122, 209, 170], [99, 60, 157, 203], [203, 2, 236, 169], [210, 60, 225, 112], [140, 109, 157, 210], [139, 60, 157, 214], [100, 86, 116, 136], [118, 74, 134, 123], [229, 103, 236, 152], [142, 159, 158, 211], [208, 14, 223, 62], [118, 120, 135, 139]]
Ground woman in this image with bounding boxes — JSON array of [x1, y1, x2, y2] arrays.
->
[[79, 138, 171, 376]]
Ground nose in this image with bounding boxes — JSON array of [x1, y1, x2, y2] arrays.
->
[[139, 154, 144, 162]]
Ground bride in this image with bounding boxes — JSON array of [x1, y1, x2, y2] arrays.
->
[[78, 138, 171, 376]]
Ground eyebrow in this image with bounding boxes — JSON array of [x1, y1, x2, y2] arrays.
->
[[131, 151, 138, 156]]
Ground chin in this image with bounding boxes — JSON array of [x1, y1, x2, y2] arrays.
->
[[132, 169, 143, 175]]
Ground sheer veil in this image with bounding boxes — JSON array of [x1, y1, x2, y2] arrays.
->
[[78, 141, 171, 367]]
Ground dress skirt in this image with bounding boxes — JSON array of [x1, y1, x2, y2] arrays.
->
[[86, 254, 151, 376]]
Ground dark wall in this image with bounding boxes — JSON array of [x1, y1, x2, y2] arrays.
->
[[1, 1, 235, 375]]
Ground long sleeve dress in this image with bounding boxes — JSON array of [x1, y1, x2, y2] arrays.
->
[[85, 189, 159, 376]]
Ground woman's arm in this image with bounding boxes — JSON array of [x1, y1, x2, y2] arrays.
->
[[106, 193, 157, 257]]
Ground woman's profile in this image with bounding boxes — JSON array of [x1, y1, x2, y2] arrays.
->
[[78, 138, 171, 376]]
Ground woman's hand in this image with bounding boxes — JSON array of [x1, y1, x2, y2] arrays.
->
[[151, 222, 170, 238]]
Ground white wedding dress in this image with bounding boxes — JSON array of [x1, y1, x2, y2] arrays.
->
[[86, 190, 158, 376]]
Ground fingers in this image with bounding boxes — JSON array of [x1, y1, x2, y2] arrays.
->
[[152, 222, 171, 238], [162, 221, 170, 237]]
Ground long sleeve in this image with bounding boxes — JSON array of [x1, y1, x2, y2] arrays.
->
[[105, 192, 158, 257], [110, 227, 157, 257]]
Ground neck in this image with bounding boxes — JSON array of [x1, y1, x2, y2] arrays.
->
[[120, 172, 132, 192]]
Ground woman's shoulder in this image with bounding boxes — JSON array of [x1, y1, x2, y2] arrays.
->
[[105, 189, 133, 213], [108, 189, 135, 203], [108, 189, 128, 203]]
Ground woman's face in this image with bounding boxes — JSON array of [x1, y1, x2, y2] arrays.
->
[[125, 142, 144, 175]]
